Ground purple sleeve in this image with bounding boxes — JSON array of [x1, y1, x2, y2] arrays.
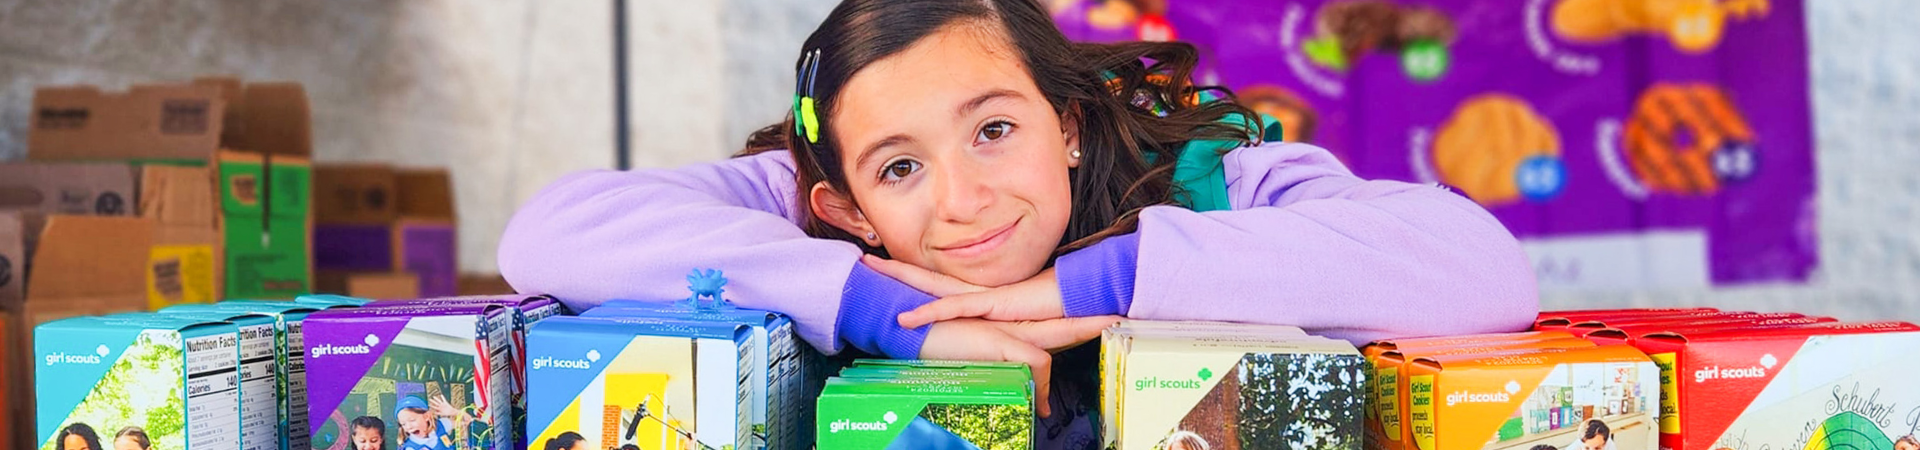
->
[[498, 151, 865, 354], [1055, 233, 1140, 318], [838, 262, 936, 358], [1125, 141, 1539, 344]]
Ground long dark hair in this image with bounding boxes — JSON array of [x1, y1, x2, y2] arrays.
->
[[743, 0, 1257, 256], [56, 423, 103, 450]]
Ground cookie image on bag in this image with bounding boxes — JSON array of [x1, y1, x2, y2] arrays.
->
[[1237, 84, 1319, 144], [1621, 83, 1757, 195], [1302, 0, 1456, 80], [1431, 94, 1566, 207], [1081, 0, 1176, 41], [1550, 0, 1771, 53]]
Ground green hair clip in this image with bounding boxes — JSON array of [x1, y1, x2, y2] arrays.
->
[[795, 49, 822, 144]]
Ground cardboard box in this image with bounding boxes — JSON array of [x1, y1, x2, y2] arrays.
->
[[585, 301, 814, 450], [29, 84, 226, 161], [1405, 345, 1660, 450], [527, 316, 760, 450], [314, 270, 421, 300], [313, 166, 456, 298], [30, 79, 314, 300], [370, 294, 565, 450], [35, 313, 241, 450], [150, 311, 281, 450], [1103, 324, 1365, 450], [1533, 308, 1720, 329], [457, 273, 515, 296], [1627, 321, 1920, 450], [1377, 338, 1600, 450], [816, 360, 1034, 450], [164, 301, 326, 450], [303, 305, 513, 450], [1, 308, 14, 450]]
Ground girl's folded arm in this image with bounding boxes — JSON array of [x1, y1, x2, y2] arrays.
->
[[497, 150, 933, 356], [1056, 141, 1538, 343]]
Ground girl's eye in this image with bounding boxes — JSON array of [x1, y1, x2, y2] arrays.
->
[[881, 159, 921, 182], [975, 120, 1014, 144]]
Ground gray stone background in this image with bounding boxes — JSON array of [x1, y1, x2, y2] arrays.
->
[[0, 0, 1913, 320]]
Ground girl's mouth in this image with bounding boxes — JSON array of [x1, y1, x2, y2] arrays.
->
[[936, 217, 1020, 258]]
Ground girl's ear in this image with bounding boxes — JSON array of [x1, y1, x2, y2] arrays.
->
[[809, 181, 880, 246], [1062, 101, 1084, 168]]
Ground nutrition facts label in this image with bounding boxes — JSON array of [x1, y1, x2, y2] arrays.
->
[[185, 332, 240, 450], [238, 324, 278, 450], [286, 320, 311, 449]]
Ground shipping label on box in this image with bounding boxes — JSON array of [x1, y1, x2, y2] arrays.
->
[[36, 314, 240, 450], [528, 317, 758, 450], [303, 305, 513, 450]]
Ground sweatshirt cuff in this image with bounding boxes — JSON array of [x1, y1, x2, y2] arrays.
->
[[1055, 233, 1140, 318], [837, 261, 935, 358]]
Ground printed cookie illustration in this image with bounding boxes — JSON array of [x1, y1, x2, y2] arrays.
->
[[1431, 94, 1565, 206], [1551, 0, 1771, 53], [1302, 0, 1456, 80], [1237, 84, 1318, 143], [1622, 83, 1757, 195], [1083, 0, 1176, 41]]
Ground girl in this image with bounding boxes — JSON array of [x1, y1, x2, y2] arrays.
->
[[501, 0, 1532, 419], [351, 416, 388, 450], [111, 427, 150, 450], [56, 423, 102, 450]]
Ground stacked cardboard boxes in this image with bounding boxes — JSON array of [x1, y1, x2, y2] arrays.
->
[[312, 164, 457, 298], [6, 78, 315, 449]]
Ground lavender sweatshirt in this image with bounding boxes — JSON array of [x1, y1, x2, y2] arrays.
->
[[497, 141, 1539, 356]]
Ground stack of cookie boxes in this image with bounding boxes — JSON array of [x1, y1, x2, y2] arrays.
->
[[1536, 309, 1920, 450]]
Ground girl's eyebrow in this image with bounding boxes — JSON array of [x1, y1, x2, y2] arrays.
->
[[956, 88, 1024, 119], [853, 88, 1023, 171]]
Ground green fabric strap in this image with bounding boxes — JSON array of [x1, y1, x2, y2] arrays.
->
[[1163, 111, 1284, 212]]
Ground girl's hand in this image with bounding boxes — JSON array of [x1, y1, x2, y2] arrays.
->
[[919, 316, 1119, 418], [896, 268, 1066, 329], [429, 396, 467, 423], [861, 254, 987, 297]]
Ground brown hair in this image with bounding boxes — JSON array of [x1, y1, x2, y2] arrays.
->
[[114, 427, 151, 450], [741, 0, 1256, 258]]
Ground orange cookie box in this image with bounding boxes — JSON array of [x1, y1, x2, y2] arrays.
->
[[1406, 344, 1660, 450]]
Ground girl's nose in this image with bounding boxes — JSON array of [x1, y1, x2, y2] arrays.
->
[[932, 157, 993, 223]]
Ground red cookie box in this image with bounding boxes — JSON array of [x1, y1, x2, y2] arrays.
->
[[1625, 321, 1920, 450], [1562, 312, 1834, 338], [1534, 308, 1721, 330]]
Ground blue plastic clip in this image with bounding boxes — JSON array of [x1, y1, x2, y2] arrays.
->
[[686, 268, 730, 311]]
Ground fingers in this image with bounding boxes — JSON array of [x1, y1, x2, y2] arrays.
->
[[898, 293, 1003, 329], [861, 254, 985, 297], [1000, 316, 1122, 352], [994, 336, 1055, 418]]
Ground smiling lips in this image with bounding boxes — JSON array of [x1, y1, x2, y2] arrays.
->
[[936, 217, 1021, 258]]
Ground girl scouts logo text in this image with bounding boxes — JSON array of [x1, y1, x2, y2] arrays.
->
[[531, 349, 600, 370], [311, 334, 379, 358], [1136, 368, 1216, 391], [1446, 380, 1523, 406], [1694, 354, 1776, 383], [44, 344, 112, 366], [829, 411, 897, 434]]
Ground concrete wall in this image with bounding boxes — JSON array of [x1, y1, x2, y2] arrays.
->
[[0, 0, 1914, 320]]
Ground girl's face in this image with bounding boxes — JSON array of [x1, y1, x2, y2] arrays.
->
[[823, 22, 1078, 287], [112, 436, 144, 450], [352, 426, 384, 450], [397, 409, 434, 438], [64, 435, 93, 450]]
